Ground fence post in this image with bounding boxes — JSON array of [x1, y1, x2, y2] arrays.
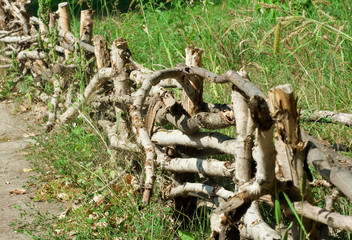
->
[[94, 35, 110, 69], [182, 46, 204, 116], [58, 2, 71, 59], [80, 9, 94, 44]]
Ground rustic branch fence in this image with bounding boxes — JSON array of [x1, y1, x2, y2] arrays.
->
[[1, 1, 352, 239]]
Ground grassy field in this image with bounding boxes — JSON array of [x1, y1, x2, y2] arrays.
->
[[5, 0, 352, 239]]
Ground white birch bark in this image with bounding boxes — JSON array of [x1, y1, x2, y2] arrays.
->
[[151, 129, 236, 155]]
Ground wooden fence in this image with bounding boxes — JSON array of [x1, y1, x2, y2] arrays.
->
[[1, 1, 352, 239]]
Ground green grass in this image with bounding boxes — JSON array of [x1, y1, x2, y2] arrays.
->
[[7, 0, 352, 239]]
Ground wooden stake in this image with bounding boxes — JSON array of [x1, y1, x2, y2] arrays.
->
[[182, 46, 204, 116], [57, 2, 71, 59], [94, 35, 110, 69], [79, 9, 94, 44], [110, 38, 131, 96], [269, 84, 305, 188]]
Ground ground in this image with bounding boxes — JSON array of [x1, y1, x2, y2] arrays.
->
[[0, 101, 62, 239]]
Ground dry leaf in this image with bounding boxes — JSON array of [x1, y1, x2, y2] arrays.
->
[[111, 183, 123, 194], [58, 208, 70, 220], [57, 193, 69, 202], [94, 221, 108, 228], [125, 174, 133, 185], [93, 194, 104, 205], [54, 229, 64, 235], [9, 188, 26, 195], [89, 212, 99, 220]]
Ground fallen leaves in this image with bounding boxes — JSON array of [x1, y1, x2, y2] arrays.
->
[[57, 192, 69, 202], [9, 188, 26, 195], [93, 194, 104, 205]]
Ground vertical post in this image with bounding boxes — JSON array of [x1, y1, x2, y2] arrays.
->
[[58, 2, 71, 59], [268, 84, 305, 187], [80, 9, 94, 44], [268, 84, 314, 240], [110, 38, 132, 96], [232, 81, 255, 185], [0, 4, 5, 30], [182, 46, 204, 116], [110, 38, 132, 139], [94, 35, 110, 69], [49, 12, 56, 30]]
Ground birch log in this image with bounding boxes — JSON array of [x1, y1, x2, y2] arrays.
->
[[57, 29, 95, 55], [60, 68, 115, 123], [17, 50, 46, 60], [110, 38, 133, 151], [240, 201, 280, 240], [57, 2, 71, 59], [232, 71, 255, 185], [94, 35, 110, 69], [46, 78, 61, 132], [129, 68, 184, 204], [151, 129, 236, 155], [167, 182, 234, 200], [156, 149, 234, 177], [98, 120, 140, 152], [178, 65, 273, 130], [269, 84, 305, 188], [290, 201, 352, 232], [182, 46, 204, 116], [309, 110, 352, 127], [162, 108, 234, 134], [80, 10, 94, 44], [303, 131, 352, 200]]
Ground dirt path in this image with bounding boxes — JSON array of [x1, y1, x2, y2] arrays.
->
[[0, 102, 62, 239]]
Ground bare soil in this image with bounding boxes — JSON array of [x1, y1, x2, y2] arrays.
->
[[0, 101, 62, 239]]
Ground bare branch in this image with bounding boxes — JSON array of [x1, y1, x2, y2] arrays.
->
[[17, 50, 46, 60], [0, 35, 36, 43], [58, 29, 95, 53], [308, 110, 352, 127], [151, 129, 236, 155], [303, 131, 352, 200], [60, 68, 115, 123], [240, 201, 280, 240], [98, 120, 140, 153], [232, 85, 254, 184], [167, 182, 234, 200], [156, 149, 234, 178], [291, 201, 352, 232]]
